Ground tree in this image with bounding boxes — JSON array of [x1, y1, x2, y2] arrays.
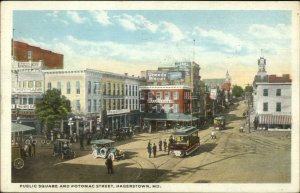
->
[[35, 89, 71, 133], [244, 85, 253, 93], [232, 85, 244, 98]]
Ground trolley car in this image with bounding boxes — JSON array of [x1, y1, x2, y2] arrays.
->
[[169, 126, 200, 157]]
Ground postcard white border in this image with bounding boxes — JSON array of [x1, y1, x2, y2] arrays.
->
[[1, 1, 299, 193]]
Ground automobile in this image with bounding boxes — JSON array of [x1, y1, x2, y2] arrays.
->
[[52, 139, 76, 159], [214, 116, 226, 130], [11, 123, 35, 169], [91, 139, 125, 160], [134, 125, 141, 133]]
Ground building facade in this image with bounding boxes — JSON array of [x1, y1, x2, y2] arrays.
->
[[11, 40, 64, 130], [251, 57, 292, 130], [139, 85, 195, 131], [43, 69, 145, 133]]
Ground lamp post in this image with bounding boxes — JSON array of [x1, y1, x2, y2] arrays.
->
[[68, 118, 74, 137]]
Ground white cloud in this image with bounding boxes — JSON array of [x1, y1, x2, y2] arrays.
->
[[47, 11, 69, 25], [159, 21, 185, 42], [248, 24, 291, 40], [114, 14, 158, 33], [193, 27, 242, 52], [66, 11, 88, 24], [90, 10, 112, 26]]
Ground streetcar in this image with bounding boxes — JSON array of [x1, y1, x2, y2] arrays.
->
[[214, 116, 226, 130], [169, 126, 200, 157]]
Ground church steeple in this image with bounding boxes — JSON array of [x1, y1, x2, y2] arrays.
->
[[225, 70, 231, 83]]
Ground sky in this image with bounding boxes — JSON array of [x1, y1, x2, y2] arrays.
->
[[13, 10, 292, 86]]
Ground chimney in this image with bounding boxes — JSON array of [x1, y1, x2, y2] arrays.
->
[[125, 73, 128, 76]]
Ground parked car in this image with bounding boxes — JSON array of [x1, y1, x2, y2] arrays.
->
[[91, 139, 125, 160], [52, 139, 76, 159]]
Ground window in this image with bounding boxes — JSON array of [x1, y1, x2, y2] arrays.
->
[[88, 100, 91, 112], [22, 98, 27, 104], [88, 81, 91, 94], [263, 89, 268, 96], [35, 81, 41, 88], [165, 92, 170, 100], [129, 85, 132, 96], [76, 100, 81, 111], [67, 82, 71, 94], [135, 86, 138, 96], [140, 91, 146, 100], [121, 84, 124, 95], [113, 84, 116, 95], [276, 102, 281, 112], [107, 83, 111, 95], [93, 99, 97, 112], [129, 99, 131, 110], [263, 102, 268, 112], [57, 82, 61, 92], [149, 92, 154, 99], [141, 104, 145, 112], [157, 104, 162, 112], [93, 82, 97, 94], [47, 82, 51, 90], [173, 104, 178, 113], [136, 99, 138, 109], [125, 99, 128, 109], [173, 91, 178, 100], [27, 50, 32, 60], [276, 89, 281, 96], [164, 104, 170, 113], [76, 81, 80, 94], [28, 98, 34, 104], [28, 81, 33, 88], [126, 85, 128, 96], [156, 92, 162, 99]]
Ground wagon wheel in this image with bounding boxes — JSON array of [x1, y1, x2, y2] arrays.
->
[[41, 139, 46, 144], [13, 158, 24, 169]]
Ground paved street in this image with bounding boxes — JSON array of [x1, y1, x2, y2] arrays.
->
[[12, 100, 291, 183]]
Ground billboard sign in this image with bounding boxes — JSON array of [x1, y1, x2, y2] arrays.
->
[[210, 89, 217, 100], [175, 62, 191, 75], [147, 70, 185, 82]]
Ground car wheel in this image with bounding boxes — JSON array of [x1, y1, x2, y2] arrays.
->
[[13, 158, 24, 170]]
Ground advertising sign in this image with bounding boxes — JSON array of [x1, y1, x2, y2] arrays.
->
[[147, 71, 185, 82], [175, 62, 191, 75], [210, 88, 217, 100], [166, 71, 185, 81]]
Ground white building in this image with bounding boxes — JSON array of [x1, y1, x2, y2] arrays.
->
[[43, 69, 145, 133], [11, 59, 44, 123], [252, 57, 292, 130]]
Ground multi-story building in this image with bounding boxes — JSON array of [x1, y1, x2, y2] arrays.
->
[[139, 85, 195, 130], [43, 69, 145, 134], [251, 57, 292, 130], [140, 61, 204, 126], [11, 40, 64, 130]]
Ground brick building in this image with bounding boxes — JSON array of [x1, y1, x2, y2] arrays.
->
[[12, 40, 63, 69], [139, 85, 197, 131]]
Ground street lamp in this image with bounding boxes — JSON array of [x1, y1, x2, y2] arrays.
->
[[68, 118, 74, 137]]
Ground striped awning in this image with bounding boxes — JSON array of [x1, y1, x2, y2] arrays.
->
[[258, 115, 292, 125]]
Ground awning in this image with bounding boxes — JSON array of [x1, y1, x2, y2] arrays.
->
[[143, 113, 199, 121], [258, 115, 291, 125], [11, 123, 35, 133]]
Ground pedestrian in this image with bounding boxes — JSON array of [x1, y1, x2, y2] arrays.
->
[[163, 139, 167, 152], [57, 132, 61, 139], [79, 133, 84, 150], [147, 142, 152, 158], [105, 157, 114, 174], [211, 130, 216, 139], [31, 141, 36, 157], [168, 141, 171, 155], [86, 132, 91, 145], [152, 143, 157, 158], [50, 130, 54, 142], [158, 139, 162, 151]]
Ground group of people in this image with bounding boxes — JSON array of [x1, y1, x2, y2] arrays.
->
[[147, 138, 171, 158]]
